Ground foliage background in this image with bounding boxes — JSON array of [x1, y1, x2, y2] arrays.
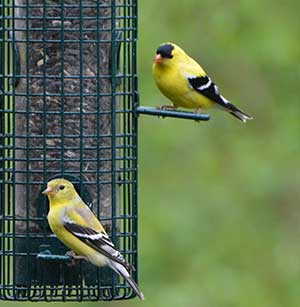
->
[[2, 0, 300, 306]]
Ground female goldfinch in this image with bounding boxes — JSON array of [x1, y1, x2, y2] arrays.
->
[[153, 42, 253, 122], [43, 178, 144, 300]]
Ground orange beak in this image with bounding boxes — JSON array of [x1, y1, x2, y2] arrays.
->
[[42, 186, 55, 196], [153, 54, 165, 64]]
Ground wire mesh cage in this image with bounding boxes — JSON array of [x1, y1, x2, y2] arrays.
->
[[0, 0, 138, 301]]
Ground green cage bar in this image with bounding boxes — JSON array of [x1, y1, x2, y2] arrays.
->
[[0, 0, 139, 301]]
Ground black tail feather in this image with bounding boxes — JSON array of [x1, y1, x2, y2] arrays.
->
[[110, 261, 145, 300], [227, 103, 253, 123]]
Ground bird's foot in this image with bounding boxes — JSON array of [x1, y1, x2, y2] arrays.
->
[[194, 108, 202, 123], [156, 105, 177, 111], [156, 105, 177, 118], [66, 250, 88, 266]]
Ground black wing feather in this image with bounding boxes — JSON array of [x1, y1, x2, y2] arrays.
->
[[64, 222, 132, 271], [188, 76, 230, 108], [188, 76, 253, 122]]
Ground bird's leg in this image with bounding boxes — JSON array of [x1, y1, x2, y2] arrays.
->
[[194, 107, 202, 123], [194, 107, 202, 114], [66, 250, 88, 266], [156, 105, 177, 118]]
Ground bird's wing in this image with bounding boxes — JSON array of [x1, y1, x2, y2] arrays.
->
[[72, 201, 107, 234], [63, 207, 132, 271], [187, 75, 231, 108]]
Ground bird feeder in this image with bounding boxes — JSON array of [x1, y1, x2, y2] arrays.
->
[[0, 0, 139, 301]]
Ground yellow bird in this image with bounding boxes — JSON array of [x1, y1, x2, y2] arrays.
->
[[43, 178, 144, 300], [152, 42, 253, 122]]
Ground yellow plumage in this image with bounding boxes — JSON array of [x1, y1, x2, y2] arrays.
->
[[43, 178, 144, 300], [47, 199, 106, 264], [153, 42, 253, 122]]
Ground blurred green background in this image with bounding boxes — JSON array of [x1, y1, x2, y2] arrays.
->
[[2, 0, 300, 306]]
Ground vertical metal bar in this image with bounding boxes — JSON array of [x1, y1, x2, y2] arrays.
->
[[24, 0, 31, 296], [11, 0, 17, 299], [60, 0, 65, 177], [42, 0, 47, 196], [0, 0, 5, 298], [6, 0, 12, 298], [78, 0, 84, 300], [95, 0, 101, 296], [122, 1, 127, 295], [125, 0, 131, 287], [41, 0, 48, 297], [132, 0, 139, 286], [79, 0, 83, 194], [110, 0, 117, 298]]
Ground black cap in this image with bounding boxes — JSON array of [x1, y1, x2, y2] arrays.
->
[[156, 43, 174, 59]]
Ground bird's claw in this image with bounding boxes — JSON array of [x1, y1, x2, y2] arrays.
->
[[66, 250, 88, 266], [156, 105, 177, 111], [194, 108, 202, 123], [156, 105, 177, 118]]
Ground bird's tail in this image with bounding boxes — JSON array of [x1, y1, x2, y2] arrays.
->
[[226, 102, 253, 123], [109, 261, 145, 300]]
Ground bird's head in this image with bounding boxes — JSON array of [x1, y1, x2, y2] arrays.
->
[[42, 178, 78, 203], [153, 42, 186, 65]]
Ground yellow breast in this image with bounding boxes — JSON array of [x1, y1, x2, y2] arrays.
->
[[153, 62, 214, 109]]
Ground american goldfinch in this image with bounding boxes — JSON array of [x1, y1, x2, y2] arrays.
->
[[152, 42, 253, 122], [42, 178, 144, 300]]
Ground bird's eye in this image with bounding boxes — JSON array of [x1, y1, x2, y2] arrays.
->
[[59, 185, 65, 190]]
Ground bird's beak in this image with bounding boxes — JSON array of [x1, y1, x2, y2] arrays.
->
[[42, 186, 55, 196], [153, 54, 164, 64]]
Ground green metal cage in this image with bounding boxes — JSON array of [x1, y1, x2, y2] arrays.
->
[[0, 0, 139, 301]]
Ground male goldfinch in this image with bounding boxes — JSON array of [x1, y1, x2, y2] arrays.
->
[[43, 178, 144, 300], [152, 42, 253, 122]]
